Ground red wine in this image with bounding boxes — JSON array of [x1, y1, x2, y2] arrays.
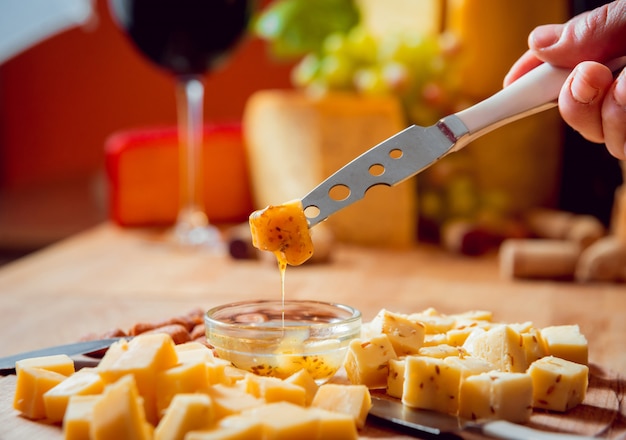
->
[[109, 0, 252, 76]]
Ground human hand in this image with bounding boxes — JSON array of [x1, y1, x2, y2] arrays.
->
[[503, 0, 626, 160]]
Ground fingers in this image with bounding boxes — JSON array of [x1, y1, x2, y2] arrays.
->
[[503, 50, 544, 87], [559, 62, 626, 160], [601, 68, 626, 160]]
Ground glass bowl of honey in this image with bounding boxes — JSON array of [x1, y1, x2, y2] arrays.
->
[[205, 300, 362, 384]]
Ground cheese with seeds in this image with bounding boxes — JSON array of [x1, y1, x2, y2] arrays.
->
[[540, 325, 588, 365], [369, 309, 426, 355], [311, 383, 372, 429], [344, 334, 398, 389], [527, 356, 589, 412]]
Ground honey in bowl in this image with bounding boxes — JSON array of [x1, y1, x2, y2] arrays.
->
[[205, 300, 362, 384]]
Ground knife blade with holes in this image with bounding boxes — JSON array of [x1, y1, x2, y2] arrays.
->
[[301, 57, 626, 228]]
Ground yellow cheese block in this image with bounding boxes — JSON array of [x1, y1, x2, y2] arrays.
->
[[344, 334, 398, 389], [15, 354, 75, 376], [386, 358, 406, 399], [528, 356, 589, 412], [463, 325, 528, 373], [417, 344, 463, 359], [408, 309, 455, 334], [156, 362, 209, 415], [63, 395, 101, 440], [174, 342, 215, 364], [91, 375, 151, 440], [540, 325, 588, 366], [458, 371, 533, 423], [521, 328, 548, 366], [369, 309, 426, 356], [43, 368, 104, 423], [205, 384, 265, 420], [238, 401, 319, 440], [186, 419, 264, 440], [356, 0, 444, 37], [311, 383, 371, 429], [284, 369, 319, 406], [97, 333, 178, 423], [13, 367, 67, 420], [243, 374, 306, 406], [154, 394, 214, 440], [244, 90, 416, 247], [310, 407, 358, 440]]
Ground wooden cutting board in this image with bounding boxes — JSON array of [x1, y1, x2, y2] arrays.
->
[[1, 364, 624, 439]]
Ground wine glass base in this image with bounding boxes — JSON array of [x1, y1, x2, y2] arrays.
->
[[173, 222, 224, 251]]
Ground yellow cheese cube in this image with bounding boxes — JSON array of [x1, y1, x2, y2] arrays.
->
[[97, 338, 130, 370], [369, 309, 426, 355], [459, 372, 533, 423], [13, 367, 67, 420], [97, 333, 178, 423], [186, 419, 264, 440], [344, 335, 397, 389], [205, 384, 265, 420], [220, 365, 248, 385], [310, 407, 358, 440], [386, 358, 406, 399], [90, 374, 151, 440], [311, 383, 371, 429], [16, 354, 75, 376], [463, 325, 528, 372], [402, 355, 493, 415], [540, 325, 588, 365], [528, 356, 589, 412], [284, 369, 319, 406], [408, 310, 455, 334], [238, 402, 319, 440], [43, 368, 104, 423], [154, 393, 214, 440], [175, 342, 215, 364], [63, 395, 101, 440], [243, 374, 306, 406], [418, 344, 464, 359], [450, 310, 494, 323], [156, 361, 209, 415], [521, 328, 548, 365], [422, 333, 449, 347]]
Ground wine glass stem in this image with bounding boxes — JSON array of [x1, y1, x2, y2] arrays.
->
[[175, 76, 210, 240]]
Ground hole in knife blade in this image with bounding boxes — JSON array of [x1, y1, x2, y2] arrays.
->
[[389, 148, 403, 159], [369, 164, 385, 176], [329, 184, 350, 201], [303, 205, 320, 219]]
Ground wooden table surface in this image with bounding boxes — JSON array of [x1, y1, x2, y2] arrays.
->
[[0, 223, 625, 439]]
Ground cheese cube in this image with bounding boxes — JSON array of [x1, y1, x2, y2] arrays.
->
[[205, 384, 265, 420], [369, 309, 426, 355], [156, 361, 209, 415], [63, 395, 101, 440], [387, 358, 406, 399], [418, 344, 464, 359], [521, 328, 547, 365], [422, 333, 449, 347], [402, 355, 493, 414], [174, 342, 215, 364], [459, 372, 533, 423], [311, 383, 371, 429], [407, 310, 455, 333], [154, 394, 214, 440], [540, 325, 588, 365], [528, 356, 589, 412], [463, 325, 528, 372], [97, 333, 178, 423], [284, 369, 319, 406], [91, 375, 151, 440], [13, 367, 67, 420], [43, 368, 104, 423], [310, 407, 358, 440], [238, 402, 319, 440], [186, 419, 264, 440], [243, 374, 306, 406], [15, 354, 75, 376], [344, 335, 397, 389]]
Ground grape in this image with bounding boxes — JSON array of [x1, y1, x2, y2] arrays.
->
[[345, 25, 378, 64], [353, 67, 388, 95], [291, 53, 321, 87], [381, 61, 411, 93], [319, 54, 354, 88]]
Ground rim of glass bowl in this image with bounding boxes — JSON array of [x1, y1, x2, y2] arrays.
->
[[205, 299, 362, 342]]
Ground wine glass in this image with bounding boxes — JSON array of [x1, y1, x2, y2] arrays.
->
[[108, 0, 253, 248]]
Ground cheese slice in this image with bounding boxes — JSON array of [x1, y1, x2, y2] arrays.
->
[[154, 393, 214, 440], [527, 356, 589, 412]]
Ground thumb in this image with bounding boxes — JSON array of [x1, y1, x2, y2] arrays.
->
[[529, 0, 626, 67]]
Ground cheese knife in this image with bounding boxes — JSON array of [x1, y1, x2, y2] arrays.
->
[[301, 57, 626, 228], [0, 338, 123, 375], [368, 395, 595, 440]]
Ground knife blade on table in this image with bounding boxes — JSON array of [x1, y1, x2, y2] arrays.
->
[[0, 338, 123, 375], [368, 395, 595, 440], [301, 57, 626, 228]]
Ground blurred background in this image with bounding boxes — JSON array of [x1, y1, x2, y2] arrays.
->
[[0, 0, 621, 264]]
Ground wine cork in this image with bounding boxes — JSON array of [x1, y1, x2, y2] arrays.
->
[[525, 208, 573, 240], [575, 236, 626, 283], [499, 239, 581, 280], [566, 215, 605, 249]]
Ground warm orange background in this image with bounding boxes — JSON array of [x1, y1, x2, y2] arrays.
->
[[0, 0, 294, 189]]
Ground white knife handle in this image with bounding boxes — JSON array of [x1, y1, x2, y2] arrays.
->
[[453, 56, 626, 149], [482, 420, 596, 440]]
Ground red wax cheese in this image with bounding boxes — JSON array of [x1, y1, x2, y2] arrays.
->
[[105, 124, 254, 226]]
